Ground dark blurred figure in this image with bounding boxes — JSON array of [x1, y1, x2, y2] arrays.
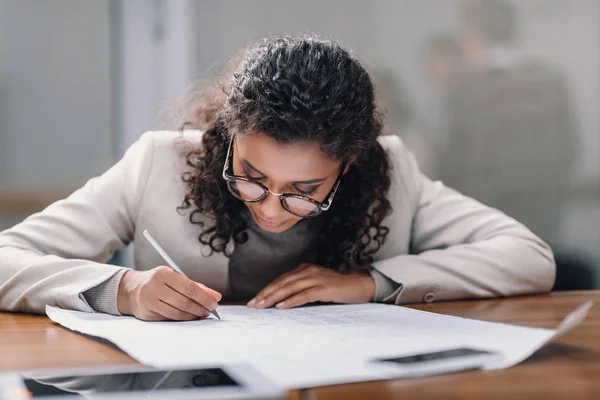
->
[[438, 0, 577, 245], [435, 0, 590, 289], [419, 32, 464, 169], [374, 68, 437, 174], [373, 68, 415, 138]]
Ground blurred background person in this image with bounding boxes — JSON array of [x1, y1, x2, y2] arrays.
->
[[417, 31, 465, 175], [436, 0, 579, 248], [372, 68, 437, 174], [434, 0, 591, 289], [373, 68, 415, 139]]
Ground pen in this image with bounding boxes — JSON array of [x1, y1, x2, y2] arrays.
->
[[143, 229, 221, 319]]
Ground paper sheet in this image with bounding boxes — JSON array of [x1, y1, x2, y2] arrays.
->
[[46, 302, 592, 389]]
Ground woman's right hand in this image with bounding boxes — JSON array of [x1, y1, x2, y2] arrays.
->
[[117, 266, 222, 321]]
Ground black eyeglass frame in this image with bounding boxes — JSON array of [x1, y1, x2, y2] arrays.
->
[[221, 136, 346, 218]]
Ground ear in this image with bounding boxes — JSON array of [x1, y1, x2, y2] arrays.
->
[[343, 156, 356, 175]]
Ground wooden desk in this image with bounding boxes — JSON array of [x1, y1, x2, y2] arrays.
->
[[0, 188, 75, 215], [1, 291, 598, 399]]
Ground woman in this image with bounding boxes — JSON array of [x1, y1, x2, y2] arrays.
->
[[0, 36, 555, 321]]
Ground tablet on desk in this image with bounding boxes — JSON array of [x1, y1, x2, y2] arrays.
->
[[0, 364, 283, 400]]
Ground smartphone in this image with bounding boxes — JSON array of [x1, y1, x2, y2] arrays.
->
[[0, 364, 283, 400], [372, 347, 503, 378]]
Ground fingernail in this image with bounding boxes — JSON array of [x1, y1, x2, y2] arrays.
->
[[276, 302, 285, 309], [210, 302, 218, 311], [247, 298, 256, 307], [257, 299, 265, 307]]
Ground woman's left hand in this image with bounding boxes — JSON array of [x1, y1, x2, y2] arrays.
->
[[247, 263, 376, 309]]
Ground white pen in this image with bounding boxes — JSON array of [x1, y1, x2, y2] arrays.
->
[[143, 229, 221, 319]]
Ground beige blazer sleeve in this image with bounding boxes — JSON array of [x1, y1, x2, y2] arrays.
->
[[0, 132, 156, 314], [372, 137, 556, 304]]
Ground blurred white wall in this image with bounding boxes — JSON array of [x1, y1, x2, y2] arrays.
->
[[0, 0, 8, 187], [117, 0, 197, 152], [0, 0, 114, 188]]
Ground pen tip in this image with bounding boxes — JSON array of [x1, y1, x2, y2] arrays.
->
[[212, 309, 221, 320]]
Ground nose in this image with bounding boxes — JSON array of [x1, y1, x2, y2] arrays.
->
[[259, 190, 285, 219]]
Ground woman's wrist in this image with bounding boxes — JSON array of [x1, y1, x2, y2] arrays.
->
[[117, 270, 134, 315], [356, 271, 376, 302]]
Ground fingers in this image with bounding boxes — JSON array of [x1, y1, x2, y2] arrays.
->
[[275, 287, 324, 309], [197, 283, 222, 302], [249, 264, 315, 307], [125, 266, 222, 321], [249, 264, 308, 305], [134, 309, 165, 322], [162, 268, 220, 312], [261, 263, 312, 290], [158, 287, 211, 319], [151, 299, 199, 321], [252, 277, 320, 309]]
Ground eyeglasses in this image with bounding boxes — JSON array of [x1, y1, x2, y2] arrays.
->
[[222, 136, 345, 218]]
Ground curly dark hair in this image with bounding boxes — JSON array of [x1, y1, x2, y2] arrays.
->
[[179, 35, 393, 270]]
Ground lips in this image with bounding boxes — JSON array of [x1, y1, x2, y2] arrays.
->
[[252, 210, 285, 228]]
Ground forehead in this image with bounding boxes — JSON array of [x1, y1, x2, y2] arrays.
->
[[235, 133, 339, 180]]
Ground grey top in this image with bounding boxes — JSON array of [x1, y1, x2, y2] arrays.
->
[[83, 209, 401, 315], [227, 209, 323, 301]]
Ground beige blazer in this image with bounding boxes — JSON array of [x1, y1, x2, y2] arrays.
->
[[0, 131, 555, 314]]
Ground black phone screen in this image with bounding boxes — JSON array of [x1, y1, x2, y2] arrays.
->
[[376, 348, 496, 365]]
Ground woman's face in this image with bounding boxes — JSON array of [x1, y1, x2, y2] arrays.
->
[[232, 133, 343, 233]]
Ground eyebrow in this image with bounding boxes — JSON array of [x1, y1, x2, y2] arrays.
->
[[241, 159, 328, 184]]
